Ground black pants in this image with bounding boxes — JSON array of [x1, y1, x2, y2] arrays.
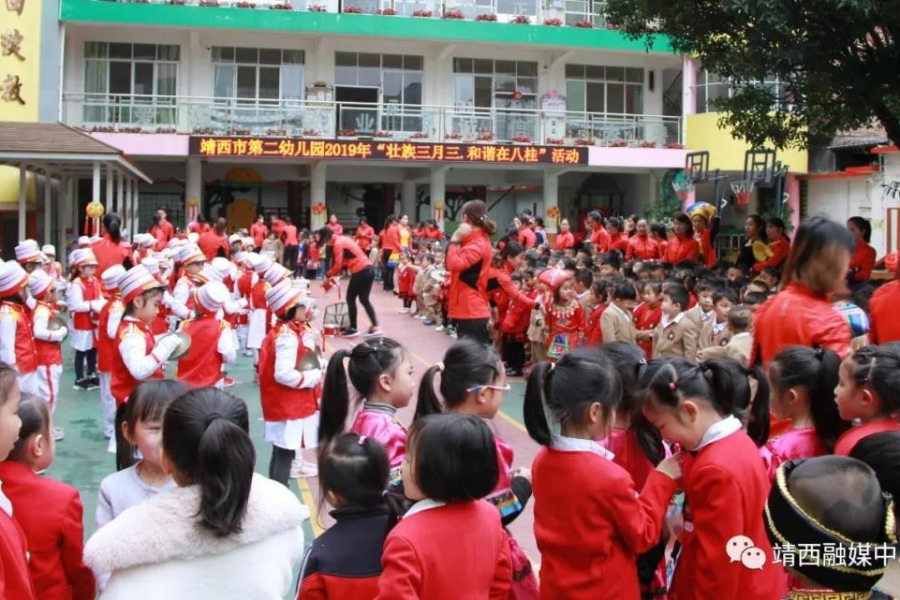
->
[[269, 446, 295, 487], [503, 337, 525, 374], [381, 249, 395, 291], [75, 349, 97, 380], [346, 266, 378, 330], [283, 244, 298, 271], [454, 318, 491, 344]]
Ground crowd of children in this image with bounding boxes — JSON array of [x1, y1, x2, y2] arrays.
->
[[0, 204, 897, 600]]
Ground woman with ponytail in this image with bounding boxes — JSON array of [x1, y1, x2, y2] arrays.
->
[[446, 199, 497, 344], [319, 337, 413, 480], [91, 213, 134, 278], [84, 388, 307, 600]]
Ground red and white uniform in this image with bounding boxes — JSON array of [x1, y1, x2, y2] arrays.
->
[[176, 281, 237, 389], [69, 274, 104, 352], [170, 274, 202, 321], [96, 264, 127, 438], [31, 300, 66, 412], [0, 300, 38, 394], [235, 264, 256, 352]]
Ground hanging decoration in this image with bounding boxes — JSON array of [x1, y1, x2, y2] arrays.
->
[[432, 198, 445, 222], [186, 197, 200, 226], [85, 200, 105, 237], [545, 205, 560, 231], [311, 201, 327, 229]]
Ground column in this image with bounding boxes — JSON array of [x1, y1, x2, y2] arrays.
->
[[786, 173, 801, 238], [123, 177, 132, 241], [682, 57, 698, 147], [43, 175, 52, 246], [429, 168, 446, 231], [400, 180, 416, 221], [59, 177, 69, 264], [310, 162, 327, 230], [105, 163, 114, 219], [133, 180, 140, 236], [116, 169, 124, 218], [543, 170, 560, 235], [185, 157, 203, 226], [18, 164, 27, 240], [91, 161, 101, 237]]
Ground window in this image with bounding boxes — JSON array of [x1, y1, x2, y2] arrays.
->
[[212, 47, 305, 104], [694, 70, 784, 113], [452, 58, 539, 141], [83, 42, 180, 125], [334, 53, 424, 133], [565, 64, 644, 115]]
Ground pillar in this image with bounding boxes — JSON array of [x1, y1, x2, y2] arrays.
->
[[430, 168, 446, 231], [786, 174, 801, 238], [543, 170, 560, 235], [116, 169, 124, 218], [185, 157, 203, 225], [18, 164, 27, 240], [105, 163, 114, 219], [401, 180, 416, 222], [92, 162, 101, 237], [123, 177, 132, 241], [59, 177, 69, 264], [681, 57, 698, 146], [43, 175, 52, 247], [133, 180, 140, 236], [310, 162, 327, 230]]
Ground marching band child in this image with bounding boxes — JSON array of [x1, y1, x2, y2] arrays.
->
[[0, 260, 39, 396], [524, 349, 681, 600], [41, 245, 63, 288], [640, 357, 784, 600], [68, 249, 104, 391], [652, 283, 699, 362], [28, 271, 67, 440], [140, 257, 170, 341], [0, 395, 95, 600], [169, 244, 206, 322], [258, 279, 323, 485], [235, 253, 256, 357], [96, 265, 126, 442], [176, 282, 237, 389], [319, 337, 412, 481], [583, 280, 608, 347], [541, 268, 584, 361], [15, 239, 43, 275], [833, 344, 900, 456], [247, 253, 274, 373]]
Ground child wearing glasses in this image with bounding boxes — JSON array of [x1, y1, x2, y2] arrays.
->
[[416, 338, 538, 598]]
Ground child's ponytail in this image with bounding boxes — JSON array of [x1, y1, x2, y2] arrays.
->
[[414, 339, 501, 421], [414, 364, 444, 420], [163, 388, 255, 538], [739, 363, 771, 447], [319, 348, 353, 444], [523, 361, 554, 446]]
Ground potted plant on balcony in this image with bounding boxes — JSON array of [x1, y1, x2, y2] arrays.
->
[[442, 9, 464, 19], [308, 3, 327, 10], [412, 8, 432, 16], [373, 130, 394, 141], [199, 0, 219, 6], [376, 7, 396, 14], [444, 132, 464, 141], [90, 126, 115, 133], [228, 126, 252, 136], [344, 5, 365, 13], [544, 137, 564, 145], [266, 128, 288, 136], [573, 19, 593, 28], [475, 13, 496, 20], [235, 1, 256, 8], [270, 2, 293, 9], [639, 140, 657, 149], [512, 134, 532, 144], [475, 131, 494, 143], [192, 126, 216, 135], [511, 14, 530, 24], [338, 128, 359, 139], [167, 0, 186, 6], [610, 138, 628, 147], [155, 127, 178, 134], [119, 126, 143, 133], [604, 22, 619, 29], [574, 138, 594, 146], [666, 142, 685, 149], [302, 128, 321, 137], [542, 17, 562, 26], [409, 131, 429, 140]]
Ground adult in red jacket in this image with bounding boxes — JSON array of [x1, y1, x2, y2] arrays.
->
[[446, 200, 496, 344], [664, 214, 700, 264], [869, 277, 900, 344], [380, 215, 401, 292], [555, 219, 575, 250], [486, 242, 537, 337], [249, 215, 268, 250], [327, 214, 344, 236], [516, 217, 536, 249], [423, 219, 444, 241], [91, 213, 133, 277], [606, 216, 630, 256], [317, 228, 379, 337], [753, 218, 790, 274], [753, 217, 855, 367], [586, 211, 610, 252], [281, 217, 299, 272], [625, 219, 660, 261], [354, 217, 375, 252], [198, 218, 230, 261], [847, 216, 876, 288]]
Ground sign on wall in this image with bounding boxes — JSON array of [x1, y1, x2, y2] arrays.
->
[[189, 137, 588, 166]]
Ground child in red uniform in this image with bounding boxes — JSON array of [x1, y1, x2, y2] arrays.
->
[[297, 434, 401, 600], [641, 357, 785, 600], [176, 282, 237, 389], [541, 268, 584, 361], [377, 413, 511, 600], [68, 249, 104, 391], [583, 280, 608, 347], [0, 366, 35, 600], [499, 272, 536, 376], [396, 253, 416, 314], [0, 397, 95, 600], [28, 271, 67, 440], [96, 265, 126, 442], [634, 281, 662, 358], [0, 261, 39, 399], [833, 344, 900, 456], [524, 349, 681, 600], [417, 339, 537, 598]]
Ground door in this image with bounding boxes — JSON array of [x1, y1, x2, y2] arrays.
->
[[335, 86, 379, 134]]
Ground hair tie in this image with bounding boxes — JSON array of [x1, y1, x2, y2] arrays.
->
[[638, 358, 647, 365], [358, 435, 367, 445], [381, 490, 388, 497], [436, 361, 445, 373], [204, 412, 221, 427], [549, 362, 556, 371], [668, 382, 677, 390], [813, 347, 824, 359]]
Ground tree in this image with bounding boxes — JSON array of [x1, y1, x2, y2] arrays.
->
[[606, 0, 900, 150]]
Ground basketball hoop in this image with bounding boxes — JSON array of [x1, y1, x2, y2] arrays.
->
[[672, 177, 695, 202], [730, 180, 756, 207]]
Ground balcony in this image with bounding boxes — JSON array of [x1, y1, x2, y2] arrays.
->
[[62, 93, 683, 148]]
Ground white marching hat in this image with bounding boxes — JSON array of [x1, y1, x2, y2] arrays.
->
[[119, 265, 165, 305], [263, 263, 290, 286], [70, 249, 99, 268], [41, 244, 56, 257], [77, 236, 91, 247], [249, 254, 272, 274], [210, 257, 234, 282], [15, 240, 42, 264], [28, 270, 54, 299], [196, 281, 230, 313], [101, 264, 127, 292], [264, 279, 305, 317], [0, 261, 29, 298], [178, 244, 206, 266], [141, 257, 160, 276]]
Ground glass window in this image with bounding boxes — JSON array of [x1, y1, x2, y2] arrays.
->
[[625, 84, 642, 114], [383, 54, 403, 69], [383, 71, 403, 103], [566, 80, 584, 112], [84, 60, 108, 94], [565, 64, 583, 78], [157, 45, 180, 61], [359, 53, 380, 68], [259, 49, 281, 65], [281, 65, 303, 100], [134, 44, 155, 60], [495, 74, 516, 93], [213, 64, 235, 98], [586, 82, 604, 113], [626, 68, 643, 83], [474, 59, 492, 75], [358, 67, 380, 87], [282, 50, 304, 65], [404, 72, 422, 105], [404, 55, 423, 71], [109, 62, 131, 95], [496, 60, 516, 76], [85, 42, 107, 59], [606, 67, 625, 82], [517, 62, 537, 77], [335, 67, 356, 86], [237, 65, 256, 99], [109, 43, 131, 59], [454, 58, 473, 73], [474, 76, 492, 107], [133, 62, 154, 96], [454, 75, 474, 105], [336, 52, 357, 67], [258, 67, 279, 99], [212, 47, 233, 62], [235, 47, 258, 63], [607, 82, 624, 113], [586, 65, 604, 79]]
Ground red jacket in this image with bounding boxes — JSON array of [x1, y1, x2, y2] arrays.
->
[[423, 226, 443, 241], [834, 417, 900, 456], [532, 447, 676, 600], [589, 226, 610, 252], [849, 241, 876, 282], [110, 319, 164, 406], [250, 223, 268, 248], [71, 277, 100, 334], [674, 430, 784, 600], [376, 500, 511, 600], [96, 296, 124, 373], [608, 232, 629, 255], [381, 224, 401, 253], [198, 230, 230, 261], [752, 281, 851, 367], [327, 235, 371, 277], [664, 234, 700, 264], [283, 225, 299, 246], [0, 302, 37, 375], [328, 222, 344, 236], [584, 303, 606, 346], [487, 262, 537, 327], [0, 462, 94, 600], [91, 235, 132, 277], [398, 264, 416, 295], [176, 316, 229, 388], [625, 236, 660, 261], [633, 302, 661, 359], [258, 322, 320, 421], [500, 288, 536, 335], [0, 504, 34, 600], [869, 280, 900, 344], [446, 229, 493, 320], [753, 238, 790, 273], [518, 227, 536, 249], [555, 231, 575, 250], [33, 302, 63, 367], [355, 224, 375, 251]]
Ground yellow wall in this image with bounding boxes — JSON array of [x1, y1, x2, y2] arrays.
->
[[686, 113, 808, 174]]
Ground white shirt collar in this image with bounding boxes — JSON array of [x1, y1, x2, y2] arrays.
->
[[712, 320, 727, 336], [692, 415, 742, 452], [404, 498, 447, 519], [699, 308, 714, 322], [661, 312, 685, 327], [0, 481, 11, 516], [551, 434, 616, 461], [731, 332, 752, 340]]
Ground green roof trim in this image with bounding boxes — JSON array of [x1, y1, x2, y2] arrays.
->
[[60, 0, 673, 52]]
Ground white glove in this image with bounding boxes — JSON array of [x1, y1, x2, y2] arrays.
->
[[300, 368, 323, 388], [90, 299, 107, 313], [152, 334, 182, 361], [237, 298, 249, 309]]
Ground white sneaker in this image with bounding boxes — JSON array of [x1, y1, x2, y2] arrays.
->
[[435, 325, 445, 332], [397, 308, 410, 314], [290, 458, 318, 479]]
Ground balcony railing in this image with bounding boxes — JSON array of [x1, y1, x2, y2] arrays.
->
[[62, 93, 682, 147], [96, 0, 610, 26]]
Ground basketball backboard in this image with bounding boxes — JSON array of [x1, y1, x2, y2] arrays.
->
[[743, 149, 776, 186], [685, 151, 709, 183]]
